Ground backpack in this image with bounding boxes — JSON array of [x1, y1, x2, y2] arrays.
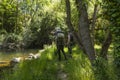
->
[[69, 33, 74, 42], [56, 32, 64, 45]]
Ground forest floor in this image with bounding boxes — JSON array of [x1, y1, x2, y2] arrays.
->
[[0, 45, 114, 80], [57, 62, 68, 80]]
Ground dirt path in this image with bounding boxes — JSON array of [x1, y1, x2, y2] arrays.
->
[[57, 62, 68, 80]]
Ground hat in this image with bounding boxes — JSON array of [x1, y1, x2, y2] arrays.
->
[[55, 27, 61, 31]]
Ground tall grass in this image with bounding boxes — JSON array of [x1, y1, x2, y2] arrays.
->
[[63, 47, 95, 80], [1, 45, 117, 80], [3, 47, 58, 80], [93, 57, 117, 80], [63, 47, 116, 80]]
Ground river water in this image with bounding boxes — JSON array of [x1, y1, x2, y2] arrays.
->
[[0, 49, 39, 61]]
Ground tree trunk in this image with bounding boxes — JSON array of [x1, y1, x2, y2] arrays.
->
[[100, 30, 112, 60], [91, 4, 98, 46], [76, 0, 96, 62], [65, 0, 85, 52]]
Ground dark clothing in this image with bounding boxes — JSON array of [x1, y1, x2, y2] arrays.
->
[[56, 35, 64, 45], [56, 44, 67, 60], [54, 30, 67, 61], [69, 33, 74, 42], [68, 42, 73, 54], [68, 32, 74, 55]]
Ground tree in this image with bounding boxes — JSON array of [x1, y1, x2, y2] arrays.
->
[[102, 0, 120, 78], [65, 0, 96, 63]]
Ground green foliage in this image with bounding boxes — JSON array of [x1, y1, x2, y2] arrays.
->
[[3, 33, 22, 44], [0, 0, 68, 49], [19, 0, 67, 49], [102, 1, 120, 79], [0, 0, 120, 80], [3, 46, 58, 80], [93, 57, 116, 80], [0, 0, 23, 33], [64, 48, 116, 80], [0, 46, 117, 80], [64, 54, 94, 80], [0, 33, 23, 51], [94, 30, 105, 44]]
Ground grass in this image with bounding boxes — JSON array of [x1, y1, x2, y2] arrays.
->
[[2, 46, 58, 80], [1, 45, 117, 80], [63, 47, 94, 80]]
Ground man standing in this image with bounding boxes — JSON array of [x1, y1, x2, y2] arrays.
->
[[67, 30, 74, 57], [52, 27, 67, 61]]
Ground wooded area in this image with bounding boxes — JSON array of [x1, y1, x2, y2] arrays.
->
[[0, 0, 120, 80]]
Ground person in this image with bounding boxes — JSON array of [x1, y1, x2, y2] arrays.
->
[[67, 30, 74, 57], [51, 27, 67, 61]]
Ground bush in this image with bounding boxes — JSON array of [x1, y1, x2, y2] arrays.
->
[[1, 33, 23, 51]]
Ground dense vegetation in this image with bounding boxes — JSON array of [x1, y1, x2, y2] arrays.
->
[[0, 46, 115, 80], [0, 0, 120, 80]]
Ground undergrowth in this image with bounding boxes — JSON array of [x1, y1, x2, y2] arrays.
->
[[1, 45, 117, 80]]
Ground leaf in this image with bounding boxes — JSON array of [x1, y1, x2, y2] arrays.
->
[[111, 13, 119, 18], [116, 0, 120, 3]]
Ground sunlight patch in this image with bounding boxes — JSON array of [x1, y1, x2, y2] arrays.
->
[[94, 44, 101, 49], [47, 53, 53, 60]]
